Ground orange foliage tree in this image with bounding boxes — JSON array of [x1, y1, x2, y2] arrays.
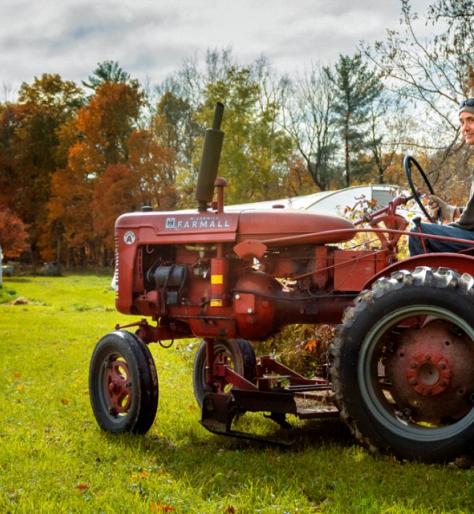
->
[[45, 166, 94, 266], [42, 81, 144, 265], [0, 75, 84, 263], [128, 129, 177, 210], [0, 209, 29, 259], [91, 163, 140, 263], [43, 80, 176, 266], [91, 132, 177, 261], [75, 81, 144, 173]]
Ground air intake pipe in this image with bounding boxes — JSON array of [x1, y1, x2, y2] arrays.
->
[[196, 102, 224, 211]]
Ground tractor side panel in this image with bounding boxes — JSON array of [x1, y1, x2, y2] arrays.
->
[[333, 249, 388, 291]]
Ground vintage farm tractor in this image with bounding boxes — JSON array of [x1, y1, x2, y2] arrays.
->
[[89, 103, 474, 463]]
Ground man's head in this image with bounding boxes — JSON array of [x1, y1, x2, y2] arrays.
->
[[459, 99, 474, 145]]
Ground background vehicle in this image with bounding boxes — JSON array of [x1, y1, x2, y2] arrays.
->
[[89, 103, 474, 463]]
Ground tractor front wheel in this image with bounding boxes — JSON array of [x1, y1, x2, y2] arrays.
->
[[193, 338, 256, 407], [89, 331, 158, 434], [331, 267, 474, 462]]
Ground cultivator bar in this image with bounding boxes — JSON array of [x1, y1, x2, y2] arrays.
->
[[200, 354, 338, 445]]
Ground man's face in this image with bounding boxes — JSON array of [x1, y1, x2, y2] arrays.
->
[[460, 111, 474, 145]]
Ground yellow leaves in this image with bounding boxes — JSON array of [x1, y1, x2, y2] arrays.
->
[[150, 503, 175, 512], [130, 470, 150, 480], [13, 372, 25, 394], [304, 339, 319, 352], [129, 469, 177, 512], [129, 467, 166, 481]]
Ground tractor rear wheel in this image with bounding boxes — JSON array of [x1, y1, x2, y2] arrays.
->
[[330, 267, 474, 462], [89, 331, 158, 434], [193, 338, 256, 407]]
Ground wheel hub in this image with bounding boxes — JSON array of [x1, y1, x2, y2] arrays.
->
[[386, 320, 474, 421], [105, 358, 132, 414], [405, 352, 451, 397]]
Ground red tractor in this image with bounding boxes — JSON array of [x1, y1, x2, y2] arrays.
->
[[89, 103, 474, 463]]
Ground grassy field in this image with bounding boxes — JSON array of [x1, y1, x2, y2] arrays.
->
[[0, 275, 473, 513]]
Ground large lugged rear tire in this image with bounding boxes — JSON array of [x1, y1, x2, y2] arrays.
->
[[330, 267, 474, 462], [89, 331, 159, 434]]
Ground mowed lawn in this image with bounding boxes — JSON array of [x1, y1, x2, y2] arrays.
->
[[0, 275, 473, 513]]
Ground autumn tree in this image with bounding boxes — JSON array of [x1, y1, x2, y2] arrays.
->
[[0, 103, 28, 210], [74, 81, 144, 173], [0, 74, 84, 263], [90, 164, 138, 264], [0, 208, 29, 259], [43, 79, 145, 265], [45, 164, 95, 266], [128, 129, 176, 209]]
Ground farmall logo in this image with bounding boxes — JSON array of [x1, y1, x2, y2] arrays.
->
[[165, 216, 231, 230]]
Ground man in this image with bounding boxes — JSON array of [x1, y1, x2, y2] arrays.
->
[[409, 99, 474, 255]]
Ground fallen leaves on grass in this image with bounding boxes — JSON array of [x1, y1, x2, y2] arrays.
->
[[76, 483, 89, 492], [130, 470, 150, 480], [150, 503, 175, 512]]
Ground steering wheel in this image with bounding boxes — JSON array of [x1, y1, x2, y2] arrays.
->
[[403, 155, 438, 223]]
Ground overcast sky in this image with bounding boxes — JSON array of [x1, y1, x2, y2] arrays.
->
[[1, 0, 434, 98]]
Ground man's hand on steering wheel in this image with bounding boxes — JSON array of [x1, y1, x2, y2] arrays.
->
[[425, 194, 457, 223]]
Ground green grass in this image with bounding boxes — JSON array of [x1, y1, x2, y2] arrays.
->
[[0, 275, 473, 513]]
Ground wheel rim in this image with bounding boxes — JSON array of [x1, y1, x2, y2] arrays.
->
[[201, 342, 239, 394], [358, 305, 474, 442], [100, 353, 132, 418]]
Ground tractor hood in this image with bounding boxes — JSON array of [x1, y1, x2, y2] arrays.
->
[[115, 208, 355, 246]]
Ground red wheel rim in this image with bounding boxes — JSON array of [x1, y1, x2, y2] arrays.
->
[[104, 355, 132, 415]]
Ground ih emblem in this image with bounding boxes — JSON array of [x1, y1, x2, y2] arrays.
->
[[123, 231, 136, 245]]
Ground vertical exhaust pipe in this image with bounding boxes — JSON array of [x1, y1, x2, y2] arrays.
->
[[196, 102, 225, 211]]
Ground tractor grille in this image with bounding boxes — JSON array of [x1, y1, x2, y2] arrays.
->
[[113, 233, 119, 297]]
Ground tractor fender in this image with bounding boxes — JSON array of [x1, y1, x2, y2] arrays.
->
[[363, 252, 474, 289]]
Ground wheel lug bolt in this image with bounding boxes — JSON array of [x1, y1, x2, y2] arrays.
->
[[424, 354, 431, 361], [409, 378, 417, 385], [439, 363, 446, 370], [410, 363, 418, 369]]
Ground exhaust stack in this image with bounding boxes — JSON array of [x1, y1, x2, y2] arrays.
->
[[196, 102, 225, 211]]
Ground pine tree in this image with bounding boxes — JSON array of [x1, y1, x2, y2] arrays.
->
[[325, 53, 383, 187]]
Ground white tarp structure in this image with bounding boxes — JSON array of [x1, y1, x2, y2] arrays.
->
[[225, 184, 403, 215]]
